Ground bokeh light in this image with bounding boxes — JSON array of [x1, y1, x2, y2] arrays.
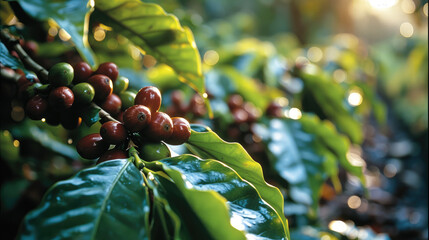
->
[[367, 0, 398, 9], [347, 90, 363, 107], [347, 195, 362, 209], [58, 29, 71, 41], [203, 50, 220, 66], [400, 22, 414, 38]]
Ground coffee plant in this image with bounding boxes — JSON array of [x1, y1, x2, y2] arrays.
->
[[4, 0, 424, 239]]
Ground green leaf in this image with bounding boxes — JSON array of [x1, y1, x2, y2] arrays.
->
[[299, 115, 365, 185], [159, 154, 288, 240], [80, 104, 101, 127], [0, 130, 19, 163], [17, 0, 95, 66], [18, 159, 150, 240], [147, 172, 214, 239], [10, 119, 78, 160], [0, 41, 26, 70], [300, 71, 363, 144], [93, 0, 204, 94], [186, 124, 289, 237], [261, 118, 327, 215]]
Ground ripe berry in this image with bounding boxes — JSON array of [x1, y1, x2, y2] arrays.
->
[[48, 62, 74, 86], [165, 117, 191, 145], [99, 93, 122, 116], [97, 149, 128, 165], [100, 121, 128, 145], [60, 110, 82, 130], [87, 74, 113, 102], [139, 142, 171, 161], [135, 86, 162, 113], [170, 90, 184, 106], [73, 62, 93, 83], [25, 95, 48, 120], [95, 62, 119, 82], [227, 94, 244, 110], [119, 91, 136, 110], [123, 105, 152, 132], [76, 133, 109, 159], [21, 40, 38, 57], [113, 76, 129, 94], [231, 108, 249, 124], [189, 94, 206, 117], [141, 112, 173, 141], [72, 82, 95, 105], [266, 101, 283, 118], [49, 86, 74, 111]]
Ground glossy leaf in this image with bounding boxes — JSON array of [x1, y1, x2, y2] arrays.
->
[[17, 0, 95, 66], [93, 0, 204, 94], [299, 115, 365, 185], [18, 159, 150, 240], [10, 119, 78, 160], [260, 118, 327, 214], [0, 41, 26, 70], [80, 104, 101, 127], [159, 154, 288, 239], [300, 71, 363, 144], [146, 172, 214, 239], [186, 124, 289, 233]]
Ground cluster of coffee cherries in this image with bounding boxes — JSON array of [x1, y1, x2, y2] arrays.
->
[[17, 61, 127, 129], [165, 90, 207, 119], [76, 85, 192, 164]]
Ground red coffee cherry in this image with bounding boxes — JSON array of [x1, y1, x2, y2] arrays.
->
[[48, 86, 74, 111], [116, 111, 124, 123], [76, 133, 109, 159], [87, 74, 113, 102], [134, 86, 162, 113], [227, 94, 244, 110], [170, 90, 184, 106], [189, 94, 206, 117], [97, 148, 128, 165], [25, 94, 48, 120], [99, 93, 122, 116], [100, 121, 128, 145], [141, 112, 173, 141], [266, 101, 283, 118], [165, 117, 191, 145], [95, 62, 119, 82], [231, 108, 249, 124], [123, 105, 152, 132], [73, 62, 93, 83], [243, 102, 260, 123]]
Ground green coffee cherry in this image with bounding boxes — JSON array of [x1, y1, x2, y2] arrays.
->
[[48, 62, 74, 86], [72, 82, 95, 105], [113, 76, 129, 94], [119, 91, 136, 110], [139, 142, 171, 162]]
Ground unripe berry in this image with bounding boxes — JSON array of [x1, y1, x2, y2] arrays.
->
[[123, 105, 152, 132], [73, 62, 93, 84], [99, 93, 122, 116], [141, 112, 173, 141], [87, 74, 113, 102], [25, 94, 48, 120], [139, 142, 171, 161], [72, 82, 95, 105], [100, 121, 128, 145], [95, 62, 119, 82], [165, 117, 191, 145], [135, 86, 162, 113], [48, 62, 74, 86], [119, 91, 136, 110], [97, 149, 128, 165], [76, 133, 109, 159], [49, 86, 74, 111], [113, 76, 129, 94]]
